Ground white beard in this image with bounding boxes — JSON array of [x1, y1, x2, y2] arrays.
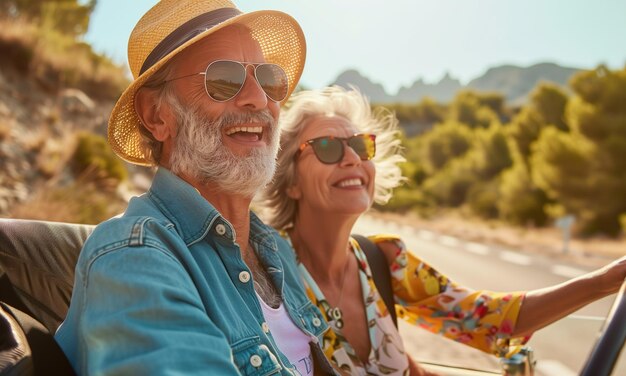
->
[[167, 94, 279, 198]]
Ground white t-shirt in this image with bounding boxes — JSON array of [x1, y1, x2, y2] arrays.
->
[[257, 294, 314, 375]]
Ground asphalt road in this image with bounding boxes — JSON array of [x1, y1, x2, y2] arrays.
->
[[354, 215, 625, 376]]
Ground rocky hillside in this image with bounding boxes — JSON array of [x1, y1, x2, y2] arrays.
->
[[333, 62, 581, 104], [0, 12, 145, 223], [0, 57, 144, 227], [0, 63, 115, 214], [466, 63, 579, 105]]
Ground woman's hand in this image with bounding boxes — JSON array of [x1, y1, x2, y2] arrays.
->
[[591, 255, 626, 295]]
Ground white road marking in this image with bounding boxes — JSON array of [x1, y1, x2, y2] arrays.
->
[[568, 314, 605, 322], [372, 219, 386, 227], [551, 264, 587, 278], [535, 359, 577, 376], [417, 230, 436, 240], [439, 235, 460, 247], [386, 221, 401, 232], [401, 224, 414, 233], [466, 242, 490, 255], [499, 250, 532, 265]]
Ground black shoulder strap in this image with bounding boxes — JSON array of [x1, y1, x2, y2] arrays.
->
[[351, 234, 397, 327]]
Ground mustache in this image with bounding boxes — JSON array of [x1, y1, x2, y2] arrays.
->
[[204, 109, 276, 130]]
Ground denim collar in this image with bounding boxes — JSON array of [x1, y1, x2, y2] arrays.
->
[[147, 168, 221, 245], [147, 168, 275, 249]]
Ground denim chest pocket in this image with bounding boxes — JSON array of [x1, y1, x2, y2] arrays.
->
[[297, 302, 329, 338], [231, 336, 283, 375]]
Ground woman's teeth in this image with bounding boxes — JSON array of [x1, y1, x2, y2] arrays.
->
[[337, 178, 362, 188]]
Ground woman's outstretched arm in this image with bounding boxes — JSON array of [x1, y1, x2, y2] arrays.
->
[[513, 256, 626, 336]]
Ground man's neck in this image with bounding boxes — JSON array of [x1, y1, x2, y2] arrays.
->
[[182, 173, 253, 251], [181, 175, 281, 308]]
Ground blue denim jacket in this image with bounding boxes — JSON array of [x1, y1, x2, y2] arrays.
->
[[55, 168, 332, 375]]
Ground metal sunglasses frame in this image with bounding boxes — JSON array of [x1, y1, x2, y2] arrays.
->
[[163, 59, 288, 102]]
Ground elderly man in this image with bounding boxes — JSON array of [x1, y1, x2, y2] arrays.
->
[[55, 0, 334, 375]]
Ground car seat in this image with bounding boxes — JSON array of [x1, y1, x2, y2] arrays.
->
[[0, 219, 94, 375]]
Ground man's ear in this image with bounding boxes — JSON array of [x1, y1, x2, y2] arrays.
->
[[135, 88, 176, 141]]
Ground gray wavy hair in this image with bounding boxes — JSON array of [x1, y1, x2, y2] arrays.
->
[[258, 86, 406, 230]]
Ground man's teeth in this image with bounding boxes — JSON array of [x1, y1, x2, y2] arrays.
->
[[225, 126, 263, 135], [337, 178, 362, 188]]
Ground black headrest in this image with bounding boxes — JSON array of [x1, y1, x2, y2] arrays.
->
[[0, 219, 94, 333]]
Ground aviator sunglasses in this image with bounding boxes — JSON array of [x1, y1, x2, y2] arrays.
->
[[164, 59, 289, 102], [296, 134, 377, 164]]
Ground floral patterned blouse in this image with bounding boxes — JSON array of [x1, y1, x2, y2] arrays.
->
[[293, 234, 529, 376]]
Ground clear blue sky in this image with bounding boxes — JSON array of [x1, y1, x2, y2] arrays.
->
[[85, 0, 626, 94]]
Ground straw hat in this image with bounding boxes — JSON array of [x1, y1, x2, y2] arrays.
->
[[108, 0, 306, 165]]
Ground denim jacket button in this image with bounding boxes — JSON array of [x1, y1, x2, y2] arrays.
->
[[215, 223, 226, 236], [312, 317, 322, 327], [261, 322, 270, 333], [250, 354, 263, 367], [239, 271, 251, 283]]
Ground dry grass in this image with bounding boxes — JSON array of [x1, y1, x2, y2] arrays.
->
[[36, 133, 78, 178], [0, 17, 129, 100], [0, 120, 11, 140], [0, 17, 38, 74], [19, 126, 50, 153], [9, 181, 127, 225]]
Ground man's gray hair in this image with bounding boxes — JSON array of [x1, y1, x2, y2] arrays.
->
[[258, 86, 406, 231], [135, 62, 177, 165]]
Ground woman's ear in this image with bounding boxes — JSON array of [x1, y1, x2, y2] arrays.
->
[[286, 183, 302, 200], [135, 88, 177, 141]]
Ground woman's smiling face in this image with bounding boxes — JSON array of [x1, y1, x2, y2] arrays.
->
[[288, 115, 376, 218]]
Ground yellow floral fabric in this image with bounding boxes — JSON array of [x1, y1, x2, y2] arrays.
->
[[295, 234, 530, 375], [297, 237, 409, 375], [370, 234, 530, 355]]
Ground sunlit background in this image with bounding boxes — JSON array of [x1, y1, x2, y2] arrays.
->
[[86, 0, 626, 93], [1, 1, 626, 374]]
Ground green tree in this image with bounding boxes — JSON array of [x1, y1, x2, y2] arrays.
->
[[422, 158, 477, 207], [386, 97, 447, 126], [507, 83, 569, 161], [418, 121, 473, 174], [467, 179, 500, 219], [415, 97, 447, 124], [507, 107, 543, 159], [566, 71, 626, 142], [382, 97, 447, 137], [569, 65, 626, 114], [532, 127, 592, 195], [448, 91, 504, 128], [72, 132, 128, 188], [532, 124, 626, 236], [461, 125, 513, 217], [530, 82, 569, 131], [498, 159, 549, 226], [1, 0, 97, 37], [465, 124, 513, 180]]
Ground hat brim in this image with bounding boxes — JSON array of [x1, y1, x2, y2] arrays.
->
[[108, 10, 306, 166]]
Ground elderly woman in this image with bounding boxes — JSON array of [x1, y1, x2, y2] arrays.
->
[[259, 86, 626, 375]]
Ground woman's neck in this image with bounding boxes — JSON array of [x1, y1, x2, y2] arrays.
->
[[289, 210, 359, 285]]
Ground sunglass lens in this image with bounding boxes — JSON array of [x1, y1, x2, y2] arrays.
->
[[204, 60, 245, 101], [312, 137, 343, 164], [256, 64, 289, 102], [348, 135, 376, 160]]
